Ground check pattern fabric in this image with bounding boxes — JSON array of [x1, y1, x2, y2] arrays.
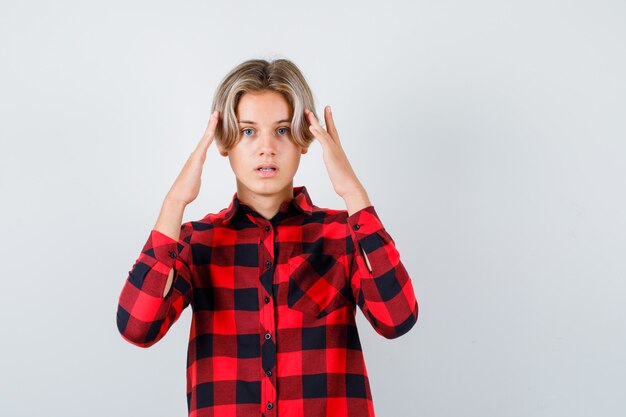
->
[[116, 185, 418, 417]]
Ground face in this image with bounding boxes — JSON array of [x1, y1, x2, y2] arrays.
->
[[219, 90, 308, 202]]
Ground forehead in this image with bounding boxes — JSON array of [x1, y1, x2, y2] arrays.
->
[[236, 90, 292, 120]]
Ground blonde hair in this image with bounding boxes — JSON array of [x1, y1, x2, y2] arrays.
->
[[211, 58, 318, 152]]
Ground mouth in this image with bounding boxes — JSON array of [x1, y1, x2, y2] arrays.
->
[[256, 169, 277, 177], [255, 163, 278, 177], [255, 163, 278, 171]]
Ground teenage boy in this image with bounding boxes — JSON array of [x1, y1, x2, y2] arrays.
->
[[116, 58, 418, 417]]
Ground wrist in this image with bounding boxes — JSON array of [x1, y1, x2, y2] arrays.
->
[[163, 196, 189, 209], [342, 188, 371, 217], [341, 185, 368, 200]]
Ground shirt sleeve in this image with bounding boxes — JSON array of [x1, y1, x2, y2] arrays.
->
[[346, 206, 418, 339], [116, 221, 194, 348]]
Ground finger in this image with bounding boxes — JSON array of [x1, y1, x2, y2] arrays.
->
[[303, 110, 325, 148], [309, 123, 327, 146], [305, 108, 324, 131], [323, 106, 340, 143], [196, 110, 219, 154], [305, 109, 332, 142], [202, 110, 219, 139]]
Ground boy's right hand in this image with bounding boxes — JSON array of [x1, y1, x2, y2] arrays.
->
[[164, 110, 220, 205]]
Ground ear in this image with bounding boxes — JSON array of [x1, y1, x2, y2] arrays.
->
[[301, 146, 309, 155]]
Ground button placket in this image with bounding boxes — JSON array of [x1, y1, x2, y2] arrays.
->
[[259, 220, 276, 412]]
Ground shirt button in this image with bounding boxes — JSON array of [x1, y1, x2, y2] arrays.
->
[[265, 333, 272, 340], [265, 225, 270, 232], [266, 369, 272, 376], [353, 224, 360, 230], [169, 251, 177, 258], [267, 402, 273, 410], [265, 260, 271, 268], [264, 296, 270, 303]]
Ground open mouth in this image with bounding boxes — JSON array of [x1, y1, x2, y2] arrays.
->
[[256, 166, 278, 177]]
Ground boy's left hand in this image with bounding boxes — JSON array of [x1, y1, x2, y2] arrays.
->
[[304, 106, 365, 198]]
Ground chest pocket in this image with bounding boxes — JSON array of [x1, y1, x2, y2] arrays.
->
[[287, 253, 351, 319]]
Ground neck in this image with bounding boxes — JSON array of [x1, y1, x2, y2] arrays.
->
[[236, 180, 295, 220]]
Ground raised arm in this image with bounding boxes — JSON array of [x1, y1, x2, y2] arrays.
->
[[302, 105, 418, 339], [116, 110, 220, 347]]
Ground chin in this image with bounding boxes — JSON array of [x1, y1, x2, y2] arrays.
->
[[239, 177, 284, 193]]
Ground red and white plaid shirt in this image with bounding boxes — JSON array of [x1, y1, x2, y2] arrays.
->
[[117, 185, 418, 417]]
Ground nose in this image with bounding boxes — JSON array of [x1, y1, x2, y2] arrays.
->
[[257, 130, 277, 156]]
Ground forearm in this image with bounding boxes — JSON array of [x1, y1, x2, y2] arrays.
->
[[346, 205, 419, 339], [343, 187, 373, 270], [154, 197, 188, 241], [153, 197, 188, 296], [117, 216, 195, 346]]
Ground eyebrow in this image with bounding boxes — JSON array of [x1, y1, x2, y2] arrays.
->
[[237, 119, 291, 124]]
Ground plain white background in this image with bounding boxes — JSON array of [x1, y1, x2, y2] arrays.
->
[[1, 1, 625, 416]]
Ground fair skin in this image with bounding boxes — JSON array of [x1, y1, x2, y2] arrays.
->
[[214, 90, 308, 220], [154, 89, 372, 297]]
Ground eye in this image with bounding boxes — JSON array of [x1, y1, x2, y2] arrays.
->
[[242, 128, 254, 136], [277, 127, 290, 135]]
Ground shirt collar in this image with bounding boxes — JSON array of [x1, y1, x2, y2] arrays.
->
[[222, 185, 314, 225]]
